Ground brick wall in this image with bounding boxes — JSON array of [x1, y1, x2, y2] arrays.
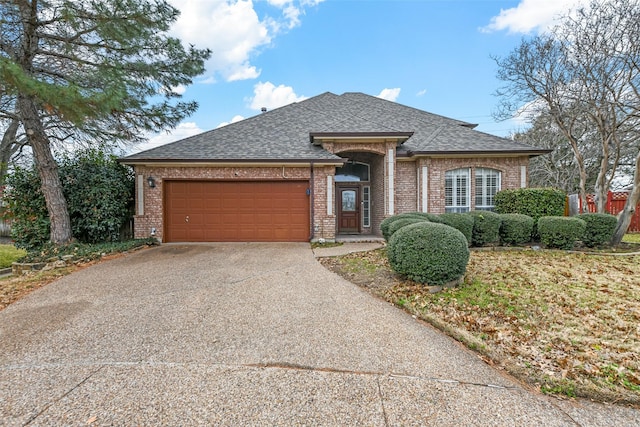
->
[[395, 160, 417, 213], [413, 157, 529, 214], [132, 165, 341, 241], [132, 155, 530, 241]]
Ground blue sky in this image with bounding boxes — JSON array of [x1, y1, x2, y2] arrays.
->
[[134, 0, 592, 153]]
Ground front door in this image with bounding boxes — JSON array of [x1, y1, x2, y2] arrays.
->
[[338, 186, 360, 233]]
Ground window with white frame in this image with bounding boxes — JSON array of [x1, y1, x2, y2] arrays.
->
[[445, 168, 470, 213], [475, 168, 501, 211], [362, 186, 371, 227]]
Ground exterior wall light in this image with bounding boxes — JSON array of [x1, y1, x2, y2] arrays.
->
[[147, 176, 156, 188]]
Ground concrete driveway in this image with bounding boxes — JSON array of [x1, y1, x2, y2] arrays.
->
[[1, 243, 638, 426]]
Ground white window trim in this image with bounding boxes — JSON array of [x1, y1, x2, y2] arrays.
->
[[362, 186, 371, 228], [421, 166, 428, 212], [445, 168, 470, 213], [475, 168, 501, 211], [137, 175, 144, 216], [327, 175, 333, 216], [387, 149, 394, 215]]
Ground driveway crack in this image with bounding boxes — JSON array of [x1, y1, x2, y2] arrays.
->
[[243, 361, 517, 390], [376, 377, 390, 426], [22, 365, 104, 426]]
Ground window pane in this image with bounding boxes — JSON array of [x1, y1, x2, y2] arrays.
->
[[342, 190, 356, 211], [475, 168, 500, 210], [335, 162, 370, 182], [362, 186, 370, 227], [445, 168, 470, 211]]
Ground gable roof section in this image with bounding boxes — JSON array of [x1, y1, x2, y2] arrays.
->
[[120, 92, 549, 164]]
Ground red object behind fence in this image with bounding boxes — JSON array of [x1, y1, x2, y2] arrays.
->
[[579, 191, 640, 232]]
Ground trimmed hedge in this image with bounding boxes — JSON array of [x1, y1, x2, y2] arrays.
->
[[380, 212, 438, 241], [468, 210, 502, 247], [538, 216, 586, 250], [495, 188, 566, 238], [577, 213, 617, 248], [388, 222, 470, 285], [437, 213, 474, 245], [387, 217, 428, 240], [499, 213, 534, 245]]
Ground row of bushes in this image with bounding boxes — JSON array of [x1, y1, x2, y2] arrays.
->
[[382, 211, 618, 287], [382, 211, 618, 250]]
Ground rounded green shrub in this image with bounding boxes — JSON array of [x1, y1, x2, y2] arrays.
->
[[468, 210, 502, 247], [407, 212, 443, 222], [577, 213, 618, 248], [499, 213, 534, 245], [437, 213, 474, 245], [387, 217, 428, 239], [538, 216, 586, 250], [380, 212, 434, 241], [387, 222, 470, 285]]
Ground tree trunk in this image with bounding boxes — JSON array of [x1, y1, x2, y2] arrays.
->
[[611, 149, 640, 246], [0, 119, 20, 186], [18, 95, 72, 245]]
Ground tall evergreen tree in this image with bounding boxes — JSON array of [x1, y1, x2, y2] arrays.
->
[[0, 0, 210, 244]]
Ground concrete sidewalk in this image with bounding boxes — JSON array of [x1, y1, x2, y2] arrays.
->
[[313, 241, 385, 257], [1, 243, 638, 425]]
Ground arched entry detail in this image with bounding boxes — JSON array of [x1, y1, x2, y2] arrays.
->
[[335, 161, 370, 182], [335, 160, 372, 234]]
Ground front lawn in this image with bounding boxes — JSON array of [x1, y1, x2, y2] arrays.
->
[[320, 247, 640, 406], [0, 245, 27, 269], [623, 233, 640, 244]]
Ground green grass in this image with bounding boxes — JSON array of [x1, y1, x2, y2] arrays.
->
[[623, 233, 640, 244], [0, 245, 27, 269]]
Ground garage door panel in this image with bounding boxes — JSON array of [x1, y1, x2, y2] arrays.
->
[[165, 180, 310, 242]]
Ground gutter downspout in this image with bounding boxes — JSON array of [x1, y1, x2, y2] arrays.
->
[[310, 161, 315, 241]]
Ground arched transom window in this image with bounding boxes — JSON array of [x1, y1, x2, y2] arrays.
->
[[335, 162, 370, 182]]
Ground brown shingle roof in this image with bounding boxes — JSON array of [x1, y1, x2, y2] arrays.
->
[[120, 92, 548, 163]]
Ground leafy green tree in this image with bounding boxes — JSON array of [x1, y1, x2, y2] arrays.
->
[[3, 149, 135, 249], [2, 165, 49, 250], [0, 0, 210, 245], [60, 150, 134, 243]]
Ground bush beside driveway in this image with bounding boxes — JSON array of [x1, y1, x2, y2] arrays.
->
[[320, 248, 640, 406]]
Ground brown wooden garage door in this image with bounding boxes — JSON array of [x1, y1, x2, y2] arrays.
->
[[164, 181, 310, 242]]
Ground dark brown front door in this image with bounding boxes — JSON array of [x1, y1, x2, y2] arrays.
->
[[338, 186, 360, 233]]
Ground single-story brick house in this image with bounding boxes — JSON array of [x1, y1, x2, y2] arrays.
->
[[120, 92, 548, 242]]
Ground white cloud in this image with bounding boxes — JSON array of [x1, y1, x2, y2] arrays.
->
[[172, 84, 187, 95], [483, 0, 588, 34], [249, 82, 307, 110], [169, 1, 270, 82], [129, 122, 204, 154], [416, 89, 427, 97], [377, 88, 401, 102], [169, 1, 324, 82], [268, 0, 325, 29], [217, 115, 245, 128]]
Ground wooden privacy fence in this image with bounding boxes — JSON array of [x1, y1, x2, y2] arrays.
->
[[577, 191, 640, 233]]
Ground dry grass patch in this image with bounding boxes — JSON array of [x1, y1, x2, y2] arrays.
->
[[0, 267, 78, 310], [320, 248, 640, 406]]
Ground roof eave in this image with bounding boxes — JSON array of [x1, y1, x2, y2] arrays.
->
[[119, 157, 347, 166], [309, 131, 414, 145], [397, 149, 553, 158]]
